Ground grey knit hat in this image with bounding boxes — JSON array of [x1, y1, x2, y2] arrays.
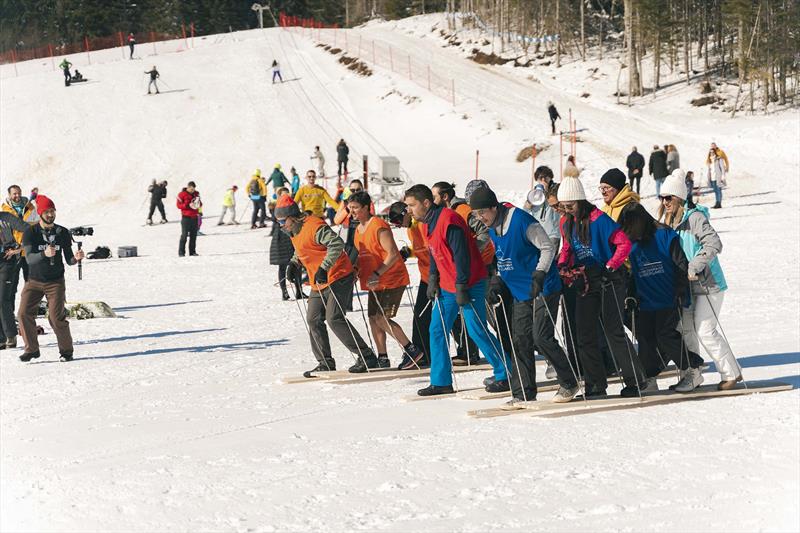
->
[[464, 179, 489, 202]]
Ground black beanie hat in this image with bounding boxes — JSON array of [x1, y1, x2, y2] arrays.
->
[[468, 187, 498, 210], [600, 168, 626, 191]]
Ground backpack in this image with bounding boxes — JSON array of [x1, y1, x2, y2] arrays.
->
[[249, 180, 261, 198], [87, 246, 111, 259]]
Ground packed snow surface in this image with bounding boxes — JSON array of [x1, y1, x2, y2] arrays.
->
[[1, 15, 799, 532]]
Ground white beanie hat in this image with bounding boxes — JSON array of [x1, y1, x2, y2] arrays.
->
[[660, 173, 687, 200], [557, 177, 586, 202]]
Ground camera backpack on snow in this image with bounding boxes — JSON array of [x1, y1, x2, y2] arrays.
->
[[87, 246, 111, 259]]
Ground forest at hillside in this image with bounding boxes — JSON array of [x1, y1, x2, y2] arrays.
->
[[1, 1, 797, 108]]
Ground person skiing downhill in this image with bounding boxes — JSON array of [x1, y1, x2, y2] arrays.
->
[[145, 66, 160, 94], [272, 59, 283, 83]]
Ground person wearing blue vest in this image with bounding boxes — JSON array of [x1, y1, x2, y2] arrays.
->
[[657, 174, 743, 391], [471, 187, 580, 406], [557, 177, 647, 398], [403, 184, 511, 397], [619, 203, 705, 392]]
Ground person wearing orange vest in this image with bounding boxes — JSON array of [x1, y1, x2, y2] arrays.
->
[[404, 184, 511, 397], [348, 192, 425, 371], [388, 201, 431, 365], [274, 195, 377, 376]]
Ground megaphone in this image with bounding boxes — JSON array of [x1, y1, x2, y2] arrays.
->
[[527, 183, 546, 207]]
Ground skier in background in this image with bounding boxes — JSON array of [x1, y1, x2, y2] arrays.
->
[[146, 180, 168, 225], [310, 146, 326, 178], [145, 66, 160, 95], [336, 139, 349, 179], [218, 185, 238, 225], [269, 164, 289, 198], [547, 101, 561, 135], [290, 166, 301, 196], [272, 59, 283, 84], [59, 58, 72, 86], [247, 169, 268, 229], [128, 33, 136, 59]]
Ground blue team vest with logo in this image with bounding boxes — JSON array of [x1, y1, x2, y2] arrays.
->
[[630, 226, 684, 311]]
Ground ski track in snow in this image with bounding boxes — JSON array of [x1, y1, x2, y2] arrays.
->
[[1, 16, 799, 532]]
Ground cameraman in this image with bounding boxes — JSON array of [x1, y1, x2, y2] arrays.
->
[[18, 196, 84, 362], [0, 209, 34, 350]]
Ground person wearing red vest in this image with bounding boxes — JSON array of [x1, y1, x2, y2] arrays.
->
[[404, 184, 511, 397], [274, 195, 377, 376], [388, 201, 431, 366], [348, 192, 425, 371]]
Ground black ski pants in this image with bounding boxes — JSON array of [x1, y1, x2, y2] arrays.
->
[[509, 294, 578, 401], [636, 307, 704, 377], [412, 282, 431, 364], [148, 200, 166, 221], [251, 198, 267, 226], [574, 268, 645, 392], [337, 160, 348, 177], [179, 216, 198, 256], [0, 259, 22, 338], [629, 174, 641, 195]]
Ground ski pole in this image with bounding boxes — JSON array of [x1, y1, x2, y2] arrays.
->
[[77, 242, 83, 281], [542, 295, 587, 404], [497, 298, 527, 402]]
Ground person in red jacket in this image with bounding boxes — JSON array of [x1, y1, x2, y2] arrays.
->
[[176, 181, 201, 257]]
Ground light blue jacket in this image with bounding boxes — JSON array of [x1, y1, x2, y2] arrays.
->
[[674, 204, 727, 294]]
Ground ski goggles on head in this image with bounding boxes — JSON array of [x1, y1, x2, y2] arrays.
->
[[277, 218, 287, 226]]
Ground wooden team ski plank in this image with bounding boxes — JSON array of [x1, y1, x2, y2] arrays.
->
[[536, 381, 792, 419], [328, 363, 493, 385], [468, 381, 791, 419]]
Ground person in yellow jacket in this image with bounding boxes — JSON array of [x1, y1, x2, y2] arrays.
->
[[293, 169, 339, 219], [598, 168, 640, 222], [1, 185, 38, 349], [246, 169, 268, 229], [218, 185, 239, 225]]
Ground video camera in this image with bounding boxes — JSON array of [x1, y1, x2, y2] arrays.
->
[[70, 226, 94, 237]]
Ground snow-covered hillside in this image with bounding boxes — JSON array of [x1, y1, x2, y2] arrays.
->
[[1, 14, 799, 532]]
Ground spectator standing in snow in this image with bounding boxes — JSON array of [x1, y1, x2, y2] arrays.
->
[[666, 144, 681, 174], [176, 181, 201, 257], [289, 167, 301, 196], [128, 33, 136, 59], [17, 195, 85, 363], [625, 146, 645, 194], [270, 188, 302, 301], [218, 185, 238, 225], [269, 164, 289, 198], [59, 58, 72, 86], [310, 146, 326, 178], [657, 173, 743, 390], [547, 101, 561, 135], [145, 66, 160, 94], [685, 170, 695, 204], [293, 170, 339, 218], [648, 144, 669, 196], [146, 180, 168, 225], [0, 205, 33, 351], [247, 169, 268, 229], [336, 139, 350, 178], [706, 143, 729, 209], [272, 59, 283, 83]]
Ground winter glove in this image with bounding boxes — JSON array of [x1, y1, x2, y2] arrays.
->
[[399, 246, 411, 261], [314, 267, 329, 285], [426, 273, 440, 301], [530, 270, 546, 300], [286, 261, 301, 284], [486, 275, 504, 306], [455, 283, 471, 307]]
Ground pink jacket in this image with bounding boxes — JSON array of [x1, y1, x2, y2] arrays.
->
[[558, 207, 631, 270]]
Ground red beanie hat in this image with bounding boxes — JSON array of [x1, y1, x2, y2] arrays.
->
[[274, 194, 301, 218], [36, 195, 55, 215]]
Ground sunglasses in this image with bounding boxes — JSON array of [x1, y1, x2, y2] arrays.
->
[[350, 187, 363, 193], [659, 196, 675, 203]]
